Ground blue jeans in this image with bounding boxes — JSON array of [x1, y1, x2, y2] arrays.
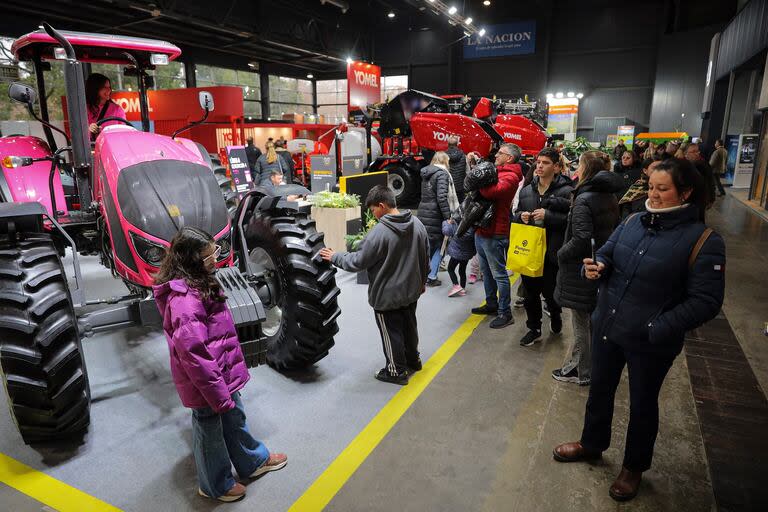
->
[[428, 245, 442, 280], [475, 234, 511, 315], [192, 391, 269, 497]]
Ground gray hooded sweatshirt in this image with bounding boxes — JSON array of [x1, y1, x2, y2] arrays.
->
[[331, 210, 429, 311]]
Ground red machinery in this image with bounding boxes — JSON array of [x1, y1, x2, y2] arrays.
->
[[367, 90, 549, 206]]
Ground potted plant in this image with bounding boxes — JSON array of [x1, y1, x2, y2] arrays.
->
[[309, 191, 361, 253], [345, 210, 378, 284]]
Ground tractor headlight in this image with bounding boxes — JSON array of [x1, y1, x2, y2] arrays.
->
[[130, 233, 167, 267], [216, 233, 231, 261]]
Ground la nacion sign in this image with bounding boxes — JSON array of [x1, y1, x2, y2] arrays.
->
[[464, 21, 536, 59], [347, 60, 381, 111]]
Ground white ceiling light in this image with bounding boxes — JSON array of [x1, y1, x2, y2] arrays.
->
[[307, 73, 314, 79], [483, 1, 491, 5], [388, 11, 395, 18], [463, 31, 471, 37], [478, 28, 486, 36], [346, 57, 353, 64], [465, 17, 473, 24], [566, 91, 575, 98], [546, 93, 554, 99], [555, 92, 564, 98], [448, 6, 457, 15], [576, 93, 584, 99]]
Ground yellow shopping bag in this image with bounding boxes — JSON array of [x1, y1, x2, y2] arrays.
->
[[506, 223, 547, 277]]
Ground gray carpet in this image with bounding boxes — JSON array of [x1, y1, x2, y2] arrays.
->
[[0, 255, 481, 511]]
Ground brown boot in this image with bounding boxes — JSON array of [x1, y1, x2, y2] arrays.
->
[[552, 441, 602, 462], [609, 467, 642, 501]]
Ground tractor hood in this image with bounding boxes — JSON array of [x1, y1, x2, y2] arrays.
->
[[116, 159, 229, 242]]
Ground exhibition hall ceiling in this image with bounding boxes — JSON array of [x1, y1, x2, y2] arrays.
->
[[0, 0, 525, 75]]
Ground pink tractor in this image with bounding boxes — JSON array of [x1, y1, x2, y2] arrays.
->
[[0, 25, 340, 444]]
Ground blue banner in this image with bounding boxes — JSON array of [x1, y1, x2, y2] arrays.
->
[[464, 21, 536, 59]]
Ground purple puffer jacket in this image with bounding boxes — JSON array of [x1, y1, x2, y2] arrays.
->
[[153, 279, 250, 413]]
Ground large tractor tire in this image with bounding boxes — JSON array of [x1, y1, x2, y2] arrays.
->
[[243, 210, 341, 370], [384, 164, 420, 208], [0, 234, 89, 444]]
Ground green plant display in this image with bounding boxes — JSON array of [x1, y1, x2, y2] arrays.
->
[[345, 210, 378, 251], [310, 190, 361, 209]]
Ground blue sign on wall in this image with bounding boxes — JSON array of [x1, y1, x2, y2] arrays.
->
[[464, 21, 536, 59]]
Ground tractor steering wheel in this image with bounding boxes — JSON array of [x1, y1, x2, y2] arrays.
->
[[96, 117, 132, 127]]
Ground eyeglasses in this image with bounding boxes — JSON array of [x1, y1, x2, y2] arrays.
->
[[204, 244, 222, 263], [497, 151, 512, 158]]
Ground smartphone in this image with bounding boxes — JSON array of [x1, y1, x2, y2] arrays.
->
[[590, 238, 596, 262]]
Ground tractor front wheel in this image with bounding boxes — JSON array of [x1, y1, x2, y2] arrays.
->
[[243, 210, 341, 370], [0, 233, 90, 444], [384, 164, 420, 208]]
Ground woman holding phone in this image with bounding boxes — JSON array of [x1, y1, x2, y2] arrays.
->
[[553, 158, 726, 501], [553, 151, 623, 385]]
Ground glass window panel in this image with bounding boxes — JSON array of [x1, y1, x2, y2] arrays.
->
[[244, 100, 262, 117], [298, 79, 312, 93], [316, 80, 335, 93], [317, 92, 336, 104]]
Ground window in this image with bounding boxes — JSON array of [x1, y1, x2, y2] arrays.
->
[[90, 61, 186, 91], [316, 79, 347, 124], [269, 76, 313, 119], [196, 65, 261, 117], [0, 36, 36, 121], [381, 75, 408, 102]]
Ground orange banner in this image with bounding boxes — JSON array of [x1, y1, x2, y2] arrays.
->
[[548, 105, 578, 115]]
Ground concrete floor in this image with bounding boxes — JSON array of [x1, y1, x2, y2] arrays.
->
[[1, 192, 766, 511]]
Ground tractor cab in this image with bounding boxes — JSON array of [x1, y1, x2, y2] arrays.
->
[[11, 27, 181, 143]]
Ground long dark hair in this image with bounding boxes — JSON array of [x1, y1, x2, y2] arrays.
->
[[652, 158, 707, 221], [576, 150, 610, 188], [154, 227, 224, 302], [85, 73, 111, 111]]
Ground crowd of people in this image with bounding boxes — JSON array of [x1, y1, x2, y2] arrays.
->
[[151, 134, 727, 503], [319, 138, 726, 502]]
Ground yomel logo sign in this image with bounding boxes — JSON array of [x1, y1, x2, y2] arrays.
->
[[432, 131, 460, 143], [503, 132, 523, 141], [347, 60, 381, 111]]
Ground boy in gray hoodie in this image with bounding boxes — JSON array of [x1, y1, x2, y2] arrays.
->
[[320, 185, 429, 385]]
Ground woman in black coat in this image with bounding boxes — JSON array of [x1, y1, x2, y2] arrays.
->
[[417, 151, 453, 286], [554, 151, 623, 385], [553, 158, 726, 502], [612, 150, 642, 200]]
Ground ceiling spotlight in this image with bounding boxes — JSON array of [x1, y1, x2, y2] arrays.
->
[[546, 93, 554, 99], [483, 0, 491, 5], [478, 28, 486, 36], [566, 91, 575, 98], [463, 31, 471, 37], [346, 57, 353, 64], [576, 92, 584, 99], [555, 92, 564, 98], [448, 6, 457, 15], [388, 11, 395, 18], [307, 73, 314, 79], [465, 17, 473, 24]]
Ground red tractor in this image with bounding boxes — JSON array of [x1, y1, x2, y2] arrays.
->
[[367, 90, 549, 206], [0, 25, 339, 444]]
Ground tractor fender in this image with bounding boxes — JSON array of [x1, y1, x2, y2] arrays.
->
[[0, 135, 67, 217], [0, 201, 46, 235]]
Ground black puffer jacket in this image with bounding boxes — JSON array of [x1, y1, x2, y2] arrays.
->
[[513, 173, 574, 264], [445, 146, 467, 200], [416, 165, 451, 244], [555, 171, 623, 311], [612, 163, 642, 200]]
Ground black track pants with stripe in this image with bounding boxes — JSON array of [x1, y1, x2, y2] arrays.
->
[[373, 302, 420, 376]]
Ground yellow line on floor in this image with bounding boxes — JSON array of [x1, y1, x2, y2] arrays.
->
[[0, 453, 122, 512], [288, 276, 520, 512]]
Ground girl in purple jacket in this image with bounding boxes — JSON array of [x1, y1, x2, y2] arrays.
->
[[153, 227, 286, 502]]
